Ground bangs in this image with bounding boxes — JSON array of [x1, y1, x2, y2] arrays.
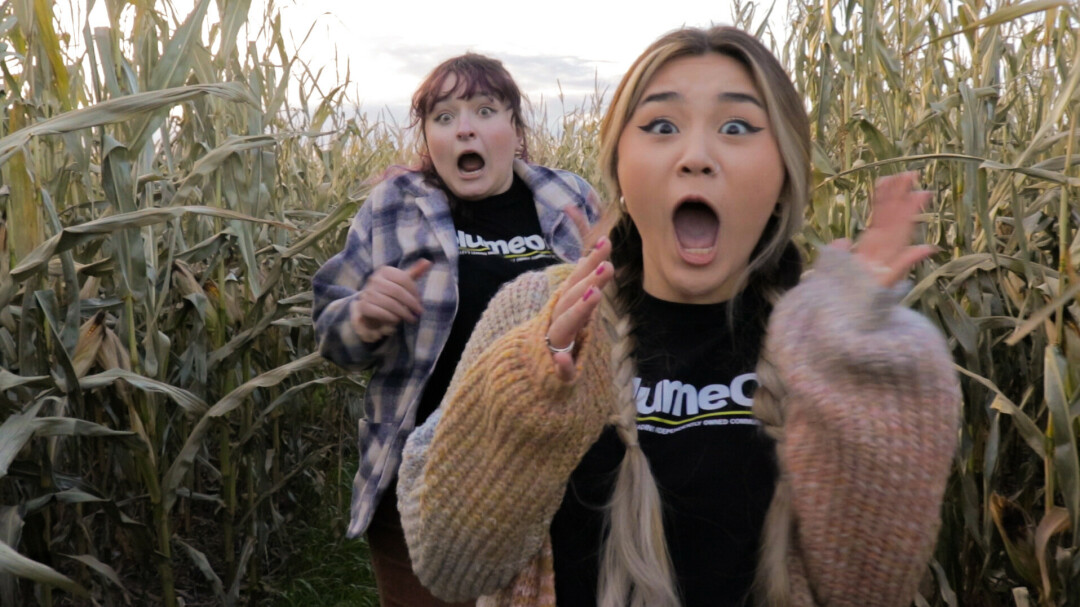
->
[[424, 69, 509, 114]]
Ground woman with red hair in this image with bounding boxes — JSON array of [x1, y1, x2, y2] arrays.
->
[[312, 53, 599, 606]]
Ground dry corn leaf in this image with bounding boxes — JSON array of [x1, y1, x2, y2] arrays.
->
[[71, 311, 107, 378], [990, 492, 1040, 586], [1035, 507, 1071, 601], [96, 327, 132, 373]]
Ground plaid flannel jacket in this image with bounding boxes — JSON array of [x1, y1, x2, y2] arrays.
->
[[312, 160, 601, 536]]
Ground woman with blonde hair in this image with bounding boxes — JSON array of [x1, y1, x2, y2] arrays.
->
[[398, 26, 959, 607]]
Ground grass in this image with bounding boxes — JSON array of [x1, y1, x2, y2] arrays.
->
[[270, 527, 379, 607], [264, 459, 379, 607]]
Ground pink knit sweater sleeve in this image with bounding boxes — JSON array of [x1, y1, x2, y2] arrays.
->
[[398, 265, 612, 602], [754, 247, 961, 606]]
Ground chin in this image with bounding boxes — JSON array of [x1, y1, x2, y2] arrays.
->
[[673, 267, 739, 303], [446, 182, 480, 200]]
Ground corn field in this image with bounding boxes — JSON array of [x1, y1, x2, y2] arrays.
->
[[0, 0, 1077, 605]]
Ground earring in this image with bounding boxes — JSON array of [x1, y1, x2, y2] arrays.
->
[[618, 196, 627, 211]]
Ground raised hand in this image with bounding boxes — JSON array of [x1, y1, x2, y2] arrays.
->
[[546, 237, 614, 382], [350, 259, 433, 343], [838, 172, 936, 288]]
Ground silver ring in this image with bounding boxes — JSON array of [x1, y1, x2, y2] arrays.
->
[[545, 335, 575, 354]]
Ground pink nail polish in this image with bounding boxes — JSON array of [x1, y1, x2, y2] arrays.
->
[[596, 237, 607, 248], [595, 264, 605, 276], [583, 286, 595, 301]]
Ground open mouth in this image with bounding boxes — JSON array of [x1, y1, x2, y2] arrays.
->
[[457, 152, 485, 174], [673, 199, 719, 263]]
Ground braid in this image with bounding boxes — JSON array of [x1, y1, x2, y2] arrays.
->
[[747, 238, 801, 607], [595, 278, 680, 607], [752, 347, 791, 606]]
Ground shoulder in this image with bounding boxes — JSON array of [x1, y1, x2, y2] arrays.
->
[[361, 171, 449, 233], [550, 167, 594, 193], [366, 170, 438, 210], [516, 161, 596, 203]]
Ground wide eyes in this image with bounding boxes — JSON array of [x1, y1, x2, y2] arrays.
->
[[639, 117, 761, 136], [640, 119, 678, 135], [720, 119, 760, 135], [431, 106, 498, 125]]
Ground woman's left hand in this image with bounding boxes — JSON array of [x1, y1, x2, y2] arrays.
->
[[838, 171, 936, 288]]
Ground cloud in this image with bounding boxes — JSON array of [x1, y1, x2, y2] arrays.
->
[[499, 53, 614, 92], [368, 43, 617, 109]]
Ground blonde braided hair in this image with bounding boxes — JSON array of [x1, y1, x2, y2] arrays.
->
[[593, 282, 679, 607], [750, 355, 792, 607]]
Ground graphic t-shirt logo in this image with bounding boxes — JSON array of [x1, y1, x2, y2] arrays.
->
[[633, 372, 759, 434], [456, 230, 555, 261]]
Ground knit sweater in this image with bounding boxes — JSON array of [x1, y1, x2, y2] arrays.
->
[[398, 248, 961, 606]]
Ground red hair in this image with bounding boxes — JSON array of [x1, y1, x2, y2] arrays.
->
[[409, 53, 530, 183]]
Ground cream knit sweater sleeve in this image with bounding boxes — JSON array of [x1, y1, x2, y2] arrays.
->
[[398, 264, 613, 602], [754, 247, 961, 607]]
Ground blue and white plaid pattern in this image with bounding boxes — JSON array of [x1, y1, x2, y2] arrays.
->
[[312, 160, 601, 536]]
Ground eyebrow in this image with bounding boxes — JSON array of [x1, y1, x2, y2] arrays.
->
[[641, 91, 680, 104], [719, 92, 764, 108], [431, 93, 500, 109], [640, 90, 764, 109]]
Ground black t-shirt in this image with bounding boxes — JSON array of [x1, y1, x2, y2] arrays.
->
[[415, 176, 560, 425], [549, 290, 778, 607]]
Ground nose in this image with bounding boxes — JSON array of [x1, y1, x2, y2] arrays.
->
[[456, 115, 475, 140], [678, 131, 718, 176]]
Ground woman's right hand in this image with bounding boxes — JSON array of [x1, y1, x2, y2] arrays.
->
[[350, 259, 432, 343], [546, 237, 614, 382]]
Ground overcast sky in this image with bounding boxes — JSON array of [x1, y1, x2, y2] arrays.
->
[[268, 0, 790, 122], [74, 0, 790, 123]]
